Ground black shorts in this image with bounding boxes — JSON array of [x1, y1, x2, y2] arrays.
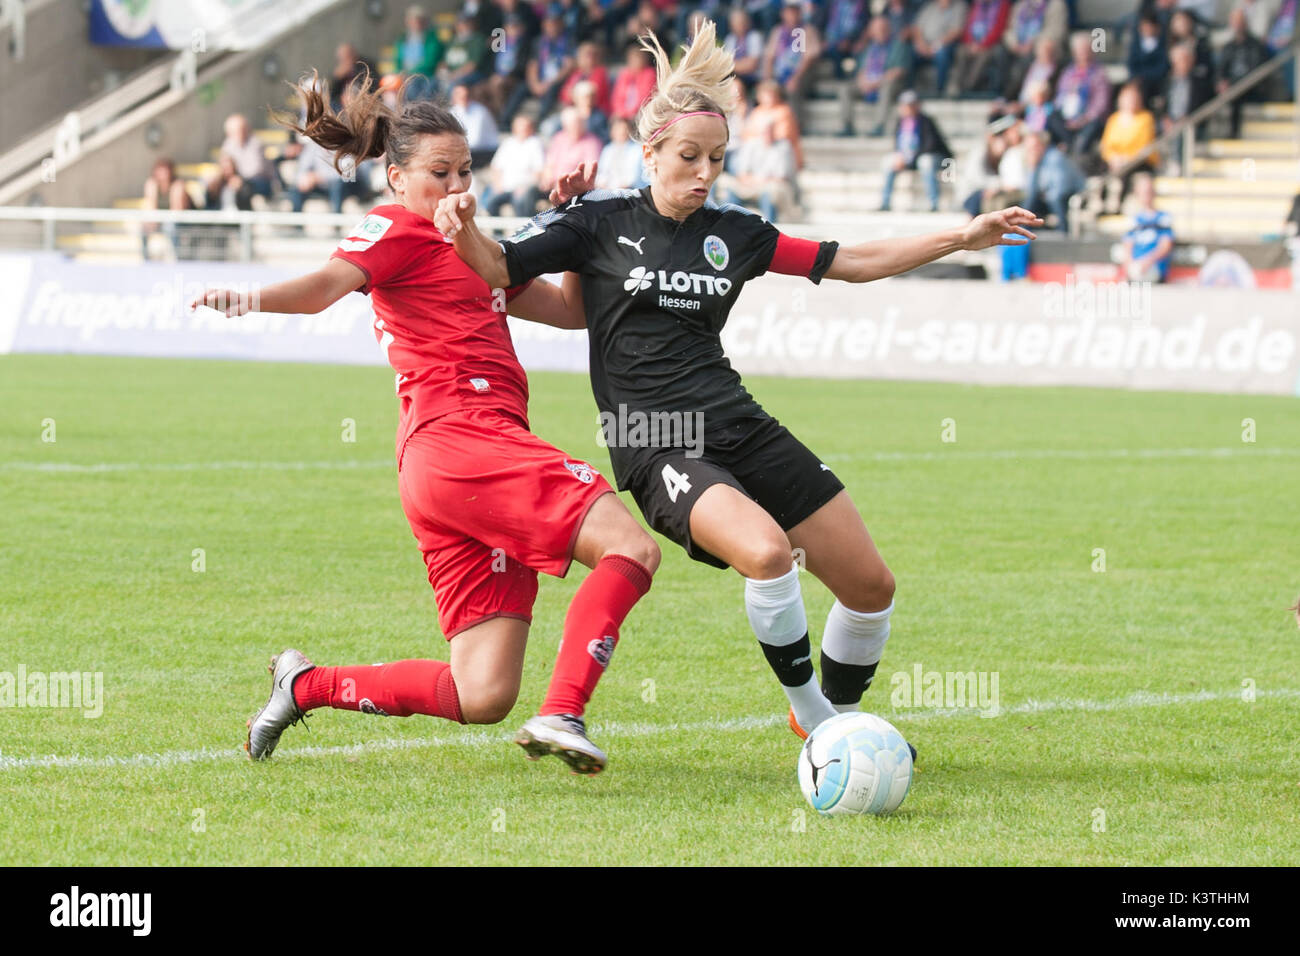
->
[[623, 414, 845, 570]]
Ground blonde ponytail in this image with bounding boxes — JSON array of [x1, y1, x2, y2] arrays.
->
[[635, 20, 737, 146]]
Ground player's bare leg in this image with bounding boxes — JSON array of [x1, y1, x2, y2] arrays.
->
[[689, 484, 838, 736], [517, 491, 659, 775]]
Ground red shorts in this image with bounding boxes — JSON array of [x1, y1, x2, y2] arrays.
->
[[397, 407, 613, 639]]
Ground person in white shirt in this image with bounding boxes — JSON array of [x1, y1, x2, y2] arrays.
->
[[596, 117, 646, 189], [481, 114, 545, 216], [449, 83, 499, 158]]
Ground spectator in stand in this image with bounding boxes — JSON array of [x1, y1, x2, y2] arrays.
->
[[1047, 31, 1111, 160], [461, 0, 502, 35], [880, 0, 919, 41], [724, 7, 767, 86], [287, 134, 369, 213], [486, 13, 533, 123], [1264, 0, 1296, 98], [207, 113, 276, 210], [879, 90, 953, 211], [438, 13, 490, 93], [1167, 9, 1216, 88], [911, 0, 969, 95], [721, 119, 799, 221], [610, 42, 657, 121], [1126, 13, 1170, 105], [596, 116, 647, 188], [1118, 173, 1175, 281], [497, 0, 541, 37], [841, 14, 914, 136], [540, 106, 602, 195], [552, 0, 590, 42], [1161, 41, 1214, 134], [331, 43, 377, 111], [141, 158, 192, 259], [958, 118, 1010, 215], [1018, 33, 1061, 104], [1022, 129, 1085, 230], [390, 5, 443, 95], [1232, 0, 1283, 41], [524, 10, 578, 123], [449, 83, 499, 171], [952, 0, 1011, 95], [673, 0, 725, 49], [998, 0, 1067, 101], [746, 79, 805, 171], [1217, 7, 1271, 136], [761, 0, 823, 122], [481, 114, 545, 216], [559, 41, 613, 115], [822, 0, 872, 78], [621, 1, 668, 50], [542, 78, 610, 141], [725, 76, 752, 172], [1100, 81, 1158, 202], [1021, 77, 1055, 131], [744, 0, 782, 34]]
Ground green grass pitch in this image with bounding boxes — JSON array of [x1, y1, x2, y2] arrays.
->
[[1, 353, 1297, 865]]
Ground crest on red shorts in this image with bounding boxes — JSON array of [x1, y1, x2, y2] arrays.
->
[[588, 635, 615, 668], [564, 460, 596, 484]]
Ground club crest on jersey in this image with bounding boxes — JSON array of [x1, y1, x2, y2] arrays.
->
[[564, 460, 596, 483], [703, 234, 729, 271], [587, 635, 615, 668]]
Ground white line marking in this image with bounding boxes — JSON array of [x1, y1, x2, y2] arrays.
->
[[1, 687, 1293, 772], [4, 447, 1294, 475]]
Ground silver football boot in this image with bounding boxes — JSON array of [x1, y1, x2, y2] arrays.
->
[[515, 714, 607, 775], [245, 649, 315, 760]]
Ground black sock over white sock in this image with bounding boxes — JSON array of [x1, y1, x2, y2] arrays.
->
[[820, 599, 893, 712], [744, 565, 837, 730]]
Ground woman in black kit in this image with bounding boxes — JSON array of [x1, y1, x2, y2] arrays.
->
[[437, 20, 1041, 746]]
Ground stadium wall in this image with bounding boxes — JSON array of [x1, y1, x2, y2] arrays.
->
[[0, 0, 163, 151], [8, 1, 456, 209], [2, 254, 1297, 396]]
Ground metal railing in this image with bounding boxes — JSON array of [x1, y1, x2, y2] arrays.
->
[[1114, 40, 1299, 238]]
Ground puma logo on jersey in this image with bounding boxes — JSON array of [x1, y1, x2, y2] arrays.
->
[[618, 235, 646, 254], [566, 196, 584, 209]]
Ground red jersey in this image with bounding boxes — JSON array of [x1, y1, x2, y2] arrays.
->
[[331, 204, 533, 463]]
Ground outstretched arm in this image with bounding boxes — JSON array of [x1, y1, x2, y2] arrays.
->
[[824, 207, 1042, 283], [190, 257, 366, 315]]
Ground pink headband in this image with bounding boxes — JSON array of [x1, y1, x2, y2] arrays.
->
[[648, 110, 726, 144]]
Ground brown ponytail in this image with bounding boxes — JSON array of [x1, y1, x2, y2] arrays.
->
[[274, 70, 466, 181]]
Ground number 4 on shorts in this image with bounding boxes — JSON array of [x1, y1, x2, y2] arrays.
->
[[661, 463, 692, 503]]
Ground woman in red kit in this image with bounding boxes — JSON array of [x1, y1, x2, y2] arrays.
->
[[193, 75, 658, 775]]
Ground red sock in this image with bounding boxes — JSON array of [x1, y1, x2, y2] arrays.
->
[[293, 659, 463, 723], [541, 554, 653, 717]]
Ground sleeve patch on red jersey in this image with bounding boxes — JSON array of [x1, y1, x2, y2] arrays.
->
[[338, 214, 394, 252]]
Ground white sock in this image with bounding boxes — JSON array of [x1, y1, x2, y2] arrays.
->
[[821, 599, 893, 712], [744, 565, 837, 731]]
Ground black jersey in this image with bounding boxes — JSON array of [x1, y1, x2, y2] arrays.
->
[[499, 185, 839, 488]]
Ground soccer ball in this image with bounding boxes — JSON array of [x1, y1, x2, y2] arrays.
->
[[797, 711, 913, 816]]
